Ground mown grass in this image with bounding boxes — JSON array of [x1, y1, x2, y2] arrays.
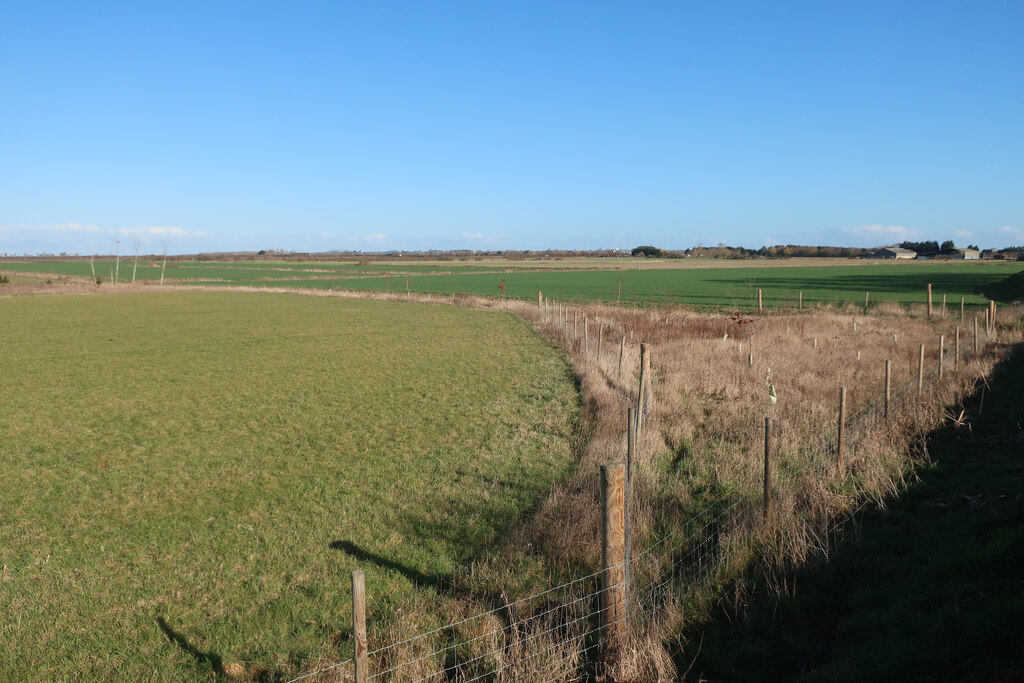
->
[[0, 291, 579, 681]]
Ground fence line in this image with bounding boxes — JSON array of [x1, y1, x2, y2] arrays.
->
[[286, 305, 995, 682]]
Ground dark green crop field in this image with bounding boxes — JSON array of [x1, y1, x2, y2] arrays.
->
[[196, 262, 1022, 310], [0, 291, 579, 680], [4, 258, 1022, 310]]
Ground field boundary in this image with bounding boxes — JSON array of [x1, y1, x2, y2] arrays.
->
[[283, 296, 1004, 683]]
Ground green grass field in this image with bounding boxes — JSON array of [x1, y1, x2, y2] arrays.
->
[[262, 261, 1022, 309], [0, 291, 579, 681], [5, 258, 1021, 309]]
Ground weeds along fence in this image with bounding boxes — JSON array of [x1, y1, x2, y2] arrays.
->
[[286, 297, 1002, 683]]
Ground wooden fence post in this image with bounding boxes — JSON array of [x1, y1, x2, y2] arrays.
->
[[884, 359, 891, 420], [927, 283, 933, 320], [538, 291, 543, 310], [990, 301, 996, 338], [974, 315, 979, 353], [600, 462, 628, 663], [352, 570, 368, 683], [757, 288, 763, 312], [941, 293, 946, 318], [837, 387, 847, 468], [798, 291, 802, 310], [960, 297, 965, 322], [865, 291, 869, 314], [917, 344, 925, 396], [763, 417, 772, 521], [584, 317, 589, 355]]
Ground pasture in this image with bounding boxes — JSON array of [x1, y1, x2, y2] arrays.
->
[[0, 291, 579, 680], [1, 270, 1019, 681], [4, 258, 1022, 310]]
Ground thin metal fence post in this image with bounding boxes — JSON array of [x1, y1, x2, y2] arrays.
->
[[763, 417, 772, 521], [837, 387, 847, 468], [884, 359, 891, 421], [938, 335, 944, 380], [955, 326, 960, 371], [917, 344, 925, 396], [636, 343, 649, 434], [618, 335, 625, 378]]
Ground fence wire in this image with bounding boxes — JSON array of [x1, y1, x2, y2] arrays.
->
[[286, 321, 993, 682]]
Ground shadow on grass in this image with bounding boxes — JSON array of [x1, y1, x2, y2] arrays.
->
[[330, 540, 454, 595], [156, 616, 226, 677], [678, 342, 1024, 681], [329, 540, 516, 622]]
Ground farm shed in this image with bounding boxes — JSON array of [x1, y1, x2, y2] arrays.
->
[[867, 246, 917, 259]]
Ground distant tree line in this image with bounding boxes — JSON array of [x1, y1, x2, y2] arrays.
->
[[899, 240, 979, 254], [651, 244, 870, 259]]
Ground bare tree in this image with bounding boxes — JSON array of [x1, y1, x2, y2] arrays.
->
[[89, 254, 96, 283], [114, 239, 120, 285]]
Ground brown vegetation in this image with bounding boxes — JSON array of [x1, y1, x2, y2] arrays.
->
[[12, 280, 1017, 681], [263, 284, 1019, 681]]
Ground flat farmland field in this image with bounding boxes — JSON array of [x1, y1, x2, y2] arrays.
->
[[4, 258, 1021, 310], [255, 261, 1021, 309], [0, 291, 578, 680]]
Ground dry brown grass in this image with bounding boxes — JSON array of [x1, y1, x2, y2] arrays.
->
[[168, 286, 1018, 681], [16, 282, 1016, 681]]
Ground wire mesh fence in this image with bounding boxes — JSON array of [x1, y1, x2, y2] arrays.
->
[[285, 310, 995, 682]]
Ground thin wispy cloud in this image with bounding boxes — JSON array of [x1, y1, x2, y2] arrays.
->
[[841, 224, 921, 244], [459, 232, 508, 241], [0, 223, 207, 238]]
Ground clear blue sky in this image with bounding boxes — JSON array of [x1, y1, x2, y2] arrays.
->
[[2, 1, 1021, 255]]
